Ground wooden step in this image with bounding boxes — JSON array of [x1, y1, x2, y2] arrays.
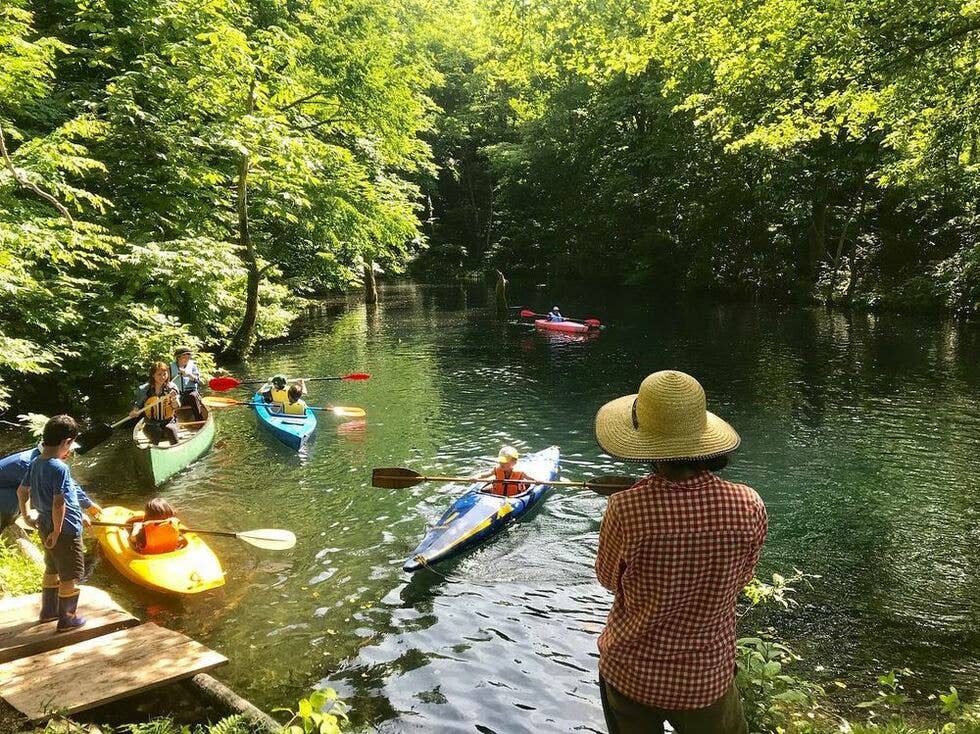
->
[[0, 622, 227, 722], [0, 585, 138, 664]]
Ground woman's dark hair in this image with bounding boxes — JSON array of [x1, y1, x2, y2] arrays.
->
[[144, 497, 177, 520], [148, 360, 170, 386], [663, 454, 730, 473], [287, 384, 303, 401], [42, 415, 78, 447]]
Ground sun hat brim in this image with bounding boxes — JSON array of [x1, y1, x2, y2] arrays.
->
[[594, 393, 741, 461]]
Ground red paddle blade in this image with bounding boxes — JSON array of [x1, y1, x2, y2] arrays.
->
[[519, 309, 537, 319], [585, 319, 601, 328], [208, 376, 241, 391], [343, 372, 371, 381]]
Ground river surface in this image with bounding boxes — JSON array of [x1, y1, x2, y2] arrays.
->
[[3, 283, 980, 732]]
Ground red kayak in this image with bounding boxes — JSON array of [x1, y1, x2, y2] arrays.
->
[[534, 319, 593, 334]]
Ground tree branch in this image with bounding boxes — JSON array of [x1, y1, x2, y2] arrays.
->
[[0, 122, 75, 226]]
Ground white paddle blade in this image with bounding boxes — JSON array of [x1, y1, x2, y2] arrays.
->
[[236, 529, 297, 550]]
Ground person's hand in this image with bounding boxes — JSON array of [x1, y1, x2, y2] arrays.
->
[[24, 510, 38, 529], [86, 505, 103, 519], [44, 530, 60, 549], [82, 514, 92, 527]]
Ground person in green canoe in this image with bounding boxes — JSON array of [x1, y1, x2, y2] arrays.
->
[[169, 346, 208, 422]]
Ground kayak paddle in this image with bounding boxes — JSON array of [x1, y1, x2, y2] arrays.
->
[[371, 468, 636, 496], [519, 309, 601, 328], [75, 395, 169, 455], [208, 372, 370, 392], [202, 395, 366, 417], [89, 521, 296, 550]]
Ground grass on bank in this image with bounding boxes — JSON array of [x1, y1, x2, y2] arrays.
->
[[0, 536, 42, 597]]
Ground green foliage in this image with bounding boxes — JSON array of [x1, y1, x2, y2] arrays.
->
[[0, 0, 438, 411], [419, 0, 980, 314], [0, 537, 41, 596], [275, 688, 349, 734]]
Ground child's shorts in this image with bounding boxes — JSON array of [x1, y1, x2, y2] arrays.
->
[[43, 532, 84, 582]]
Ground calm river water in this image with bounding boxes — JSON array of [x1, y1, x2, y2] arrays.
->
[[3, 283, 979, 732]]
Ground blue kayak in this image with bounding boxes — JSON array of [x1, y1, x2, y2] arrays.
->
[[403, 446, 560, 572], [253, 392, 317, 451]]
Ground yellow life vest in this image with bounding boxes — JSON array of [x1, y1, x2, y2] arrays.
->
[[267, 387, 289, 407], [144, 392, 176, 421], [283, 399, 307, 415]]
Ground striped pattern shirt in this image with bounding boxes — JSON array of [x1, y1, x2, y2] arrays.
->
[[595, 470, 767, 709]]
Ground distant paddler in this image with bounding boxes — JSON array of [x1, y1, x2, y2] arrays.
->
[[546, 306, 564, 322], [130, 361, 181, 445], [169, 346, 208, 422]]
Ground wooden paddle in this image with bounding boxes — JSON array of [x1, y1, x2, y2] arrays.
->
[[75, 395, 172, 455], [208, 372, 370, 392], [519, 309, 601, 328], [202, 395, 366, 418], [89, 521, 296, 550], [371, 468, 636, 496]]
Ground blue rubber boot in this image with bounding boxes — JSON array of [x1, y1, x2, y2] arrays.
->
[[55, 592, 86, 632], [39, 586, 59, 622]]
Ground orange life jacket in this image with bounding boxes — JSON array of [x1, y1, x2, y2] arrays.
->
[[142, 518, 180, 554], [491, 467, 527, 497], [144, 391, 177, 421]]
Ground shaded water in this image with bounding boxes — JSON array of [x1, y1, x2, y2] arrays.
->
[[3, 283, 980, 731]]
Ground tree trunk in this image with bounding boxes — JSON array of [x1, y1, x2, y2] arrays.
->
[[226, 153, 258, 359], [226, 78, 258, 360], [494, 269, 508, 317], [364, 260, 378, 304]]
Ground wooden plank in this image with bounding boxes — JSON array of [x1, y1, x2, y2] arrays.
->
[[0, 623, 226, 722], [0, 586, 138, 664]]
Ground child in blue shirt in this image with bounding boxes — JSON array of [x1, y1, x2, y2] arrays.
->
[[17, 415, 102, 630], [0, 446, 39, 531]]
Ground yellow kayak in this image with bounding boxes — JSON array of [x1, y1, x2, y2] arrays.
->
[[94, 506, 225, 595]]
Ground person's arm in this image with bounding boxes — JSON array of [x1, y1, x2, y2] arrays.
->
[[16, 483, 34, 528], [595, 499, 625, 591], [46, 494, 66, 549], [76, 484, 102, 520], [130, 386, 146, 418], [739, 500, 768, 585]]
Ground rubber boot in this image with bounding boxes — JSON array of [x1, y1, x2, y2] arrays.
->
[[55, 592, 86, 632], [39, 586, 59, 622]]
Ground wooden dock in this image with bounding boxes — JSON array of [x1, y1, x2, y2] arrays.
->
[[0, 586, 227, 723]]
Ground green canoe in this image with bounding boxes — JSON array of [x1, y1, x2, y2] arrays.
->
[[133, 408, 215, 485]]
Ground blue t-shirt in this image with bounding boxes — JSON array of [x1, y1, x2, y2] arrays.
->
[[0, 447, 39, 515], [27, 457, 92, 537]]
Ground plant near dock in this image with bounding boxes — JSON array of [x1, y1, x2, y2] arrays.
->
[[276, 689, 349, 734]]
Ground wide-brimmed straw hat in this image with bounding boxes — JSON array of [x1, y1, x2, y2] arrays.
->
[[595, 370, 740, 461]]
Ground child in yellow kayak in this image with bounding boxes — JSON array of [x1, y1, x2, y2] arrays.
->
[[132, 498, 181, 555]]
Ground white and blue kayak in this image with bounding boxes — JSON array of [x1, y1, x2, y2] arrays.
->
[[403, 446, 560, 572], [253, 392, 317, 451]]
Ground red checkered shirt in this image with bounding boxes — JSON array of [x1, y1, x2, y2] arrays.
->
[[595, 470, 767, 710]]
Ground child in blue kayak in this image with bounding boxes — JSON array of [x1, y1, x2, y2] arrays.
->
[[547, 306, 564, 322], [17, 415, 102, 629]]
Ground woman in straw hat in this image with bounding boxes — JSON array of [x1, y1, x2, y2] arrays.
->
[[593, 370, 767, 734]]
